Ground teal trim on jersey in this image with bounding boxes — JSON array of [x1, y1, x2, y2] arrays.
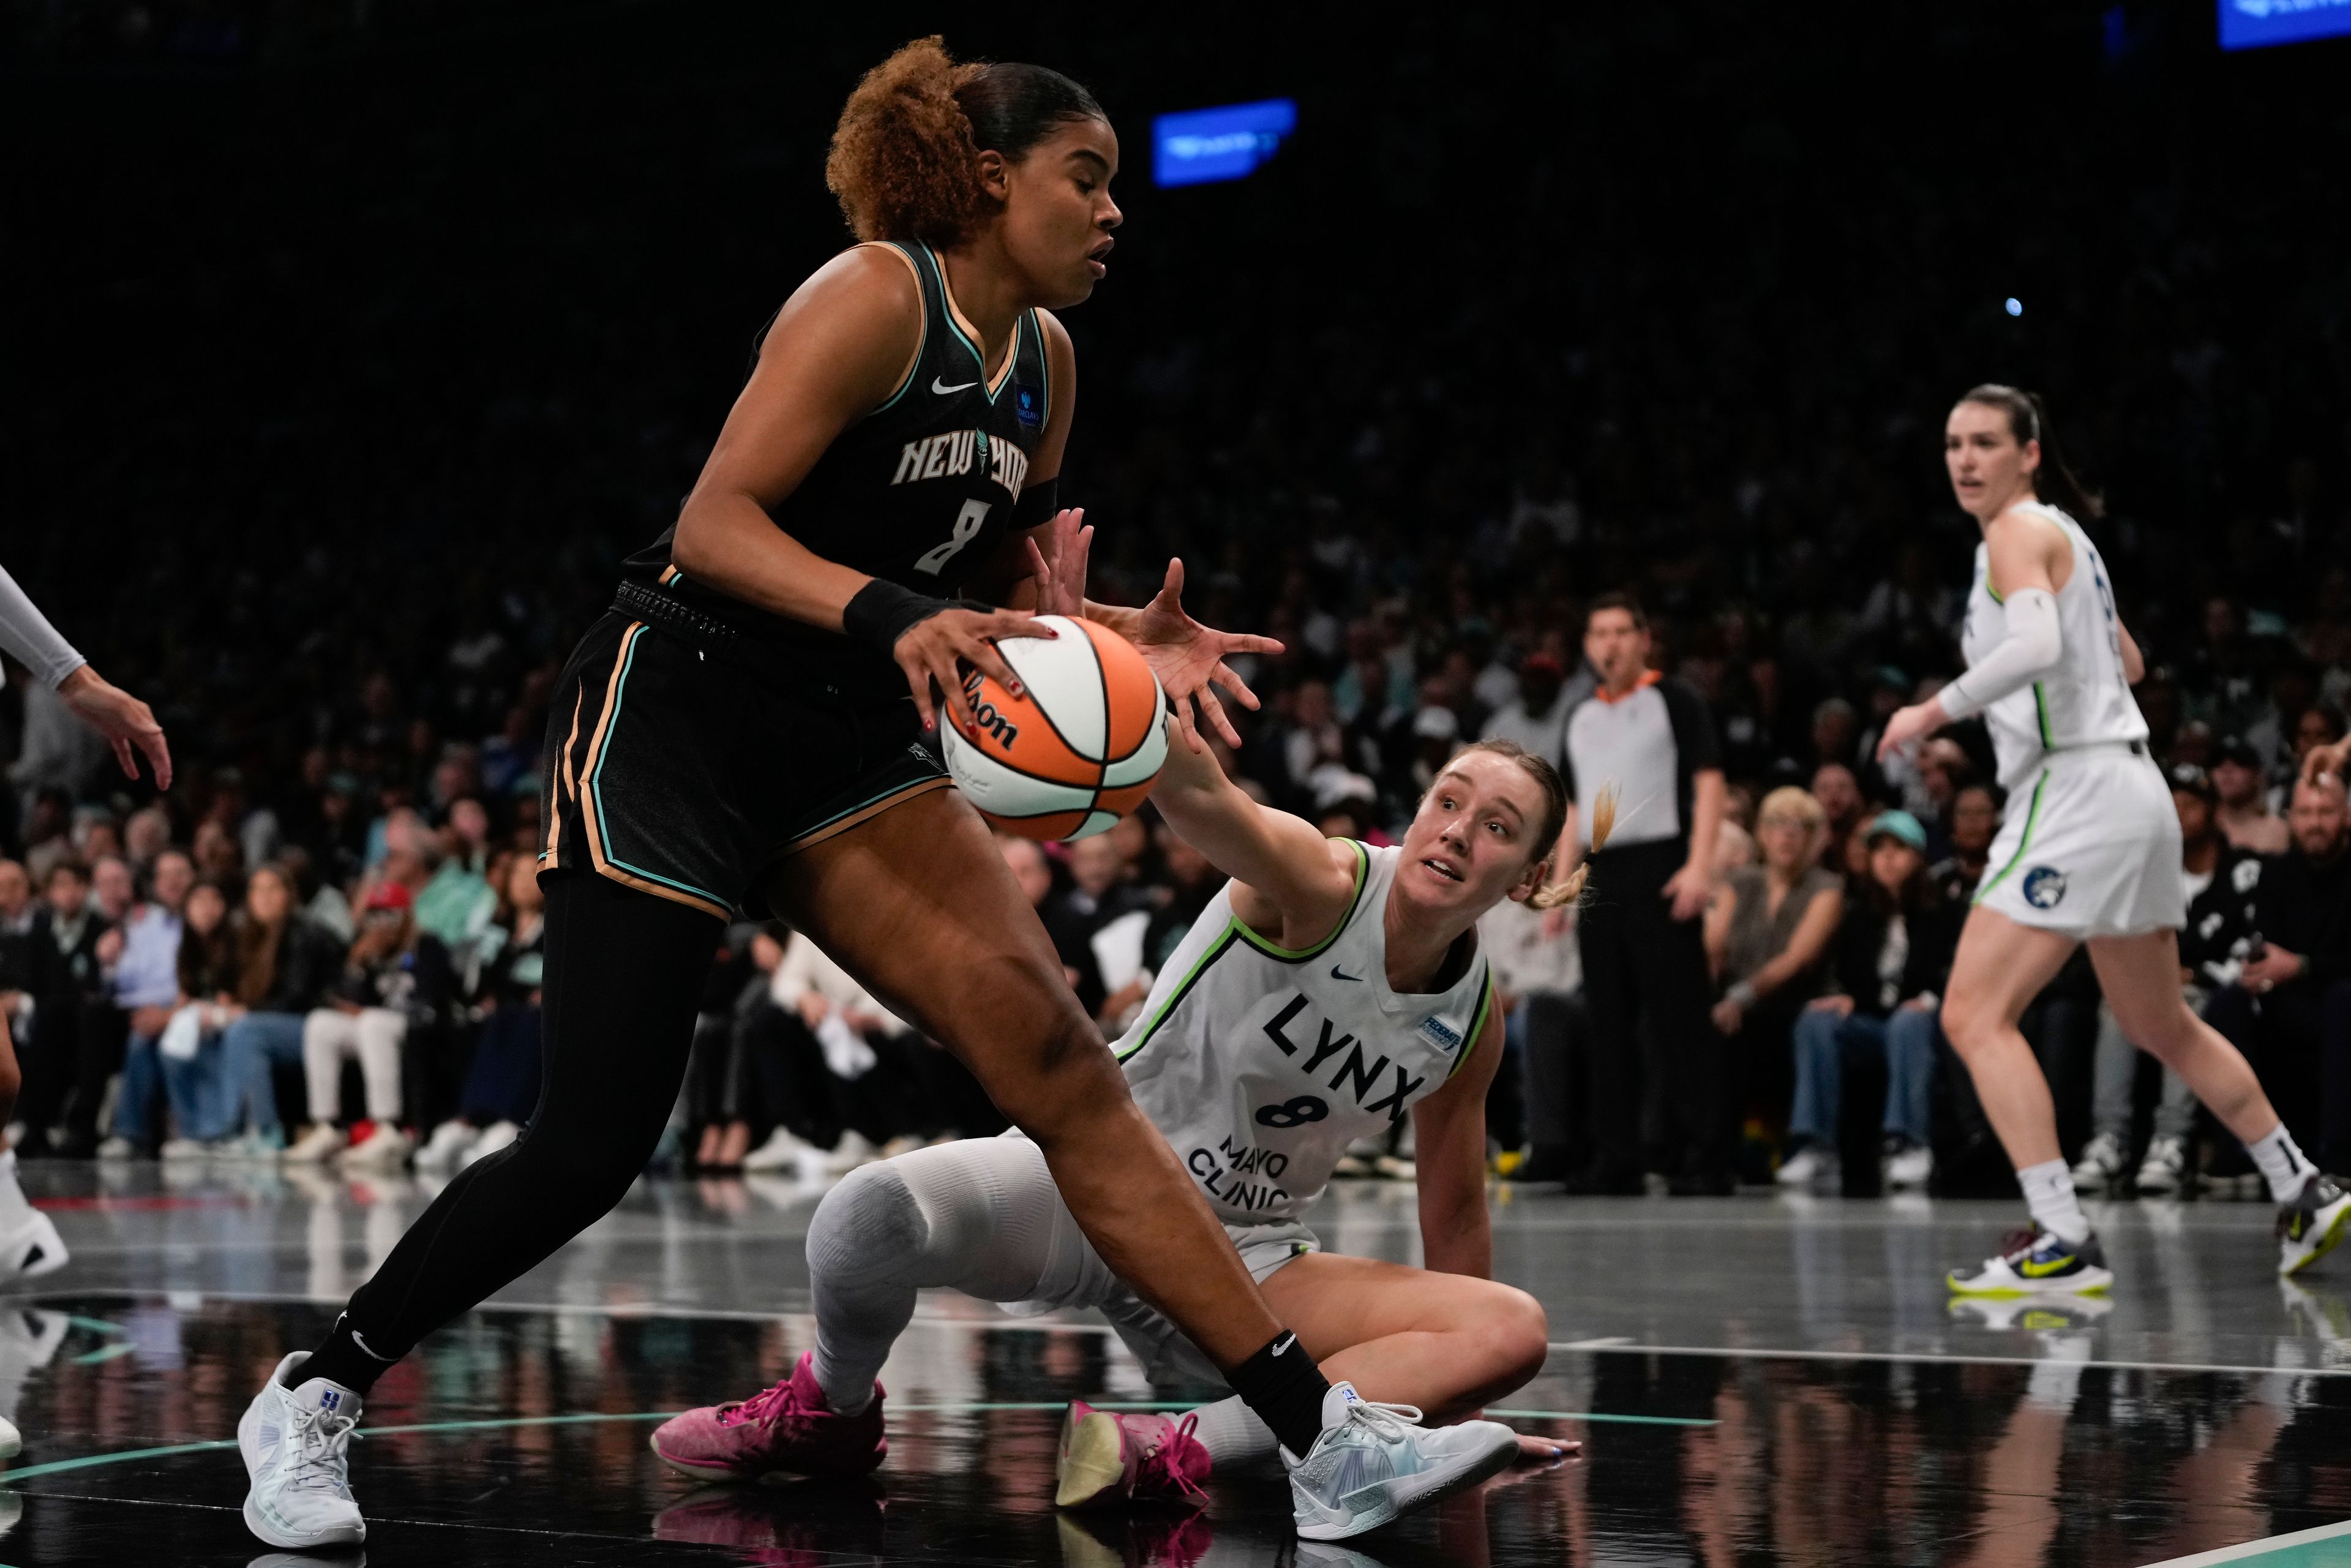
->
[[921, 243, 1018, 405], [1230, 840, 1371, 962], [1974, 769, 2050, 905], [2032, 681, 2054, 749], [1116, 926, 1242, 1063], [589, 628, 732, 912], [867, 242, 929, 417], [1447, 967, 1498, 1081], [1030, 309, 1049, 428]]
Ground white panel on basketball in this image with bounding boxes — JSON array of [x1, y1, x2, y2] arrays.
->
[[941, 734, 1098, 817], [1068, 809, 1120, 841], [996, 615, 1109, 762], [1102, 715, 1169, 787]]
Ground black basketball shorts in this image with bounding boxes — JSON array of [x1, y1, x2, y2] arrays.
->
[[539, 612, 950, 920]]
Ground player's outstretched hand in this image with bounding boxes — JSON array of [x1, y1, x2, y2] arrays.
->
[[2304, 735, 2351, 789], [892, 607, 1055, 738], [1873, 698, 1944, 763], [1022, 508, 1093, 619], [58, 665, 172, 789], [1128, 558, 1284, 754], [1515, 1430, 1579, 1463]]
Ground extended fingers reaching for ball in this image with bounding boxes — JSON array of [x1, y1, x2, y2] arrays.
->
[[1022, 509, 1093, 619], [1131, 558, 1284, 752], [893, 607, 1056, 735]]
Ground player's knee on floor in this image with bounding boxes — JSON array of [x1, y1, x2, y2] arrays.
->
[[807, 1161, 927, 1287]]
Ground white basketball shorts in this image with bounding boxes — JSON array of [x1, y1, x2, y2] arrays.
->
[[1974, 744, 2185, 939]]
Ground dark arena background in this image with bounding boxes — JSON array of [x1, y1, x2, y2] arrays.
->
[[5, 2, 2351, 1565]]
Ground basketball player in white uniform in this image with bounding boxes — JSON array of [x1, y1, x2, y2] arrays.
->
[[653, 727, 1599, 1539], [1875, 386, 2349, 1294]]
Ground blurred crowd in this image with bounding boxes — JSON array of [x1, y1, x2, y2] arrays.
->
[[7, 4, 2349, 1190]]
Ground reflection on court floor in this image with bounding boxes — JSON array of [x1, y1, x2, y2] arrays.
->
[[0, 1163, 2347, 1565]]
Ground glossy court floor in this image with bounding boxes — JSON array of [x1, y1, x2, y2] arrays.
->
[[0, 1164, 2348, 1567]]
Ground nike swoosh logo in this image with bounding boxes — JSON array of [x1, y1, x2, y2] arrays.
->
[[1269, 1332, 1296, 1357], [1330, 966, 1363, 982], [932, 377, 977, 395], [2017, 1254, 2076, 1278]]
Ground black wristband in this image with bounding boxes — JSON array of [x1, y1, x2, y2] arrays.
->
[[841, 579, 954, 657], [1010, 476, 1060, 529]]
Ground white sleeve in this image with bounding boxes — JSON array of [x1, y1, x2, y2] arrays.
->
[[0, 565, 87, 690], [1938, 587, 2061, 720]]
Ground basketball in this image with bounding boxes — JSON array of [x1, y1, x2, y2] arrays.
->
[[941, 614, 1170, 841]]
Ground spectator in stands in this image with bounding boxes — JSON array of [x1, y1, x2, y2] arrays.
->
[[217, 862, 343, 1158], [416, 853, 546, 1174], [1561, 593, 1727, 1195], [287, 882, 442, 1169], [153, 876, 243, 1157], [1483, 879, 1588, 1184], [1810, 763, 1865, 874], [96, 848, 194, 1158], [2203, 773, 2351, 1167], [1931, 782, 2003, 906], [0, 862, 31, 1033], [1040, 834, 1146, 1020], [2212, 734, 2290, 853], [2073, 765, 2258, 1196], [14, 860, 112, 1157], [1480, 651, 1573, 771], [1780, 811, 1952, 1191], [765, 930, 924, 1172], [1706, 786, 1843, 1174]]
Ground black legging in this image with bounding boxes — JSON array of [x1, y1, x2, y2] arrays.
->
[[339, 871, 719, 1364]]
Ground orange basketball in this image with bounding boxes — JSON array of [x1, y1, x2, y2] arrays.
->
[[940, 615, 1170, 841]]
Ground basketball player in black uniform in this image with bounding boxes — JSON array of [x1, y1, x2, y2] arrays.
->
[[240, 39, 1482, 1550]]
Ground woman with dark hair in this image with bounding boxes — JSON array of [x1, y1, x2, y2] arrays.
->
[[239, 37, 1479, 1550], [217, 863, 342, 1160], [1876, 386, 2350, 1296], [1782, 811, 1955, 1191]]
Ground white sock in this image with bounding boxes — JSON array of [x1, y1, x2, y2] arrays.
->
[[2018, 1158, 2090, 1245], [1187, 1395, 1278, 1467], [2248, 1123, 2316, 1204], [0, 1151, 31, 1231]]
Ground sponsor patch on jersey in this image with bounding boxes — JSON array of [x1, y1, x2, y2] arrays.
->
[[2022, 866, 2068, 909], [1417, 1015, 1464, 1054], [1016, 383, 1043, 430]]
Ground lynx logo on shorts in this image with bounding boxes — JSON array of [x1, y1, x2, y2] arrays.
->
[[2022, 866, 2068, 909]]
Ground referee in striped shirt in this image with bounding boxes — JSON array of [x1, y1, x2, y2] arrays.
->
[[1554, 593, 1729, 1195]]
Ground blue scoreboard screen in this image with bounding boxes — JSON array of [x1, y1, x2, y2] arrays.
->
[[2219, 0, 2351, 49], [1152, 99, 1298, 189]]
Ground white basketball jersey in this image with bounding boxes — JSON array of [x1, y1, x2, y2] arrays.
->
[[1110, 842, 1494, 1226], [1959, 501, 2147, 795]]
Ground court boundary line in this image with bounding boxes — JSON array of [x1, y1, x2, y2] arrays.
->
[[0, 1401, 1706, 1487], [1550, 1339, 2351, 1379], [2138, 1517, 2351, 1564]]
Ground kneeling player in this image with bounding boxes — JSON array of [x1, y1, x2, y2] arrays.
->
[[654, 731, 1603, 1538]]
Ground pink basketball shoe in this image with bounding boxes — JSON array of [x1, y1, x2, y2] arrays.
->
[[1055, 1401, 1210, 1509], [650, 1352, 886, 1481]]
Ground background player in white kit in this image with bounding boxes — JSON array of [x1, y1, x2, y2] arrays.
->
[[653, 723, 1601, 1539], [1875, 386, 2350, 1294]]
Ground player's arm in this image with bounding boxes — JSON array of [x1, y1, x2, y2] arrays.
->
[[1877, 509, 2065, 760], [669, 246, 1042, 733], [1412, 997, 1506, 1280], [1149, 716, 1360, 943], [2117, 620, 2146, 685]]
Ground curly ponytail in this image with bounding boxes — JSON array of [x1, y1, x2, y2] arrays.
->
[[827, 37, 1106, 247]]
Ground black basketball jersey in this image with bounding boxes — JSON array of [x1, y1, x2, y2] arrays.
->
[[624, 240, 1052, 693]]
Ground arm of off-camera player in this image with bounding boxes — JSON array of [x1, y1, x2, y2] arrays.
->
[[1935, 510, 2065, 721], [1149, 717, 1359, 932], [1414, 1000, 1505, 1280], [670, 246, 923, 629]]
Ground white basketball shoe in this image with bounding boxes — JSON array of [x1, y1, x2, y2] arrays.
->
[[1283, 1382, 1517, 1540], [239, 1351, 366, 1549]]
